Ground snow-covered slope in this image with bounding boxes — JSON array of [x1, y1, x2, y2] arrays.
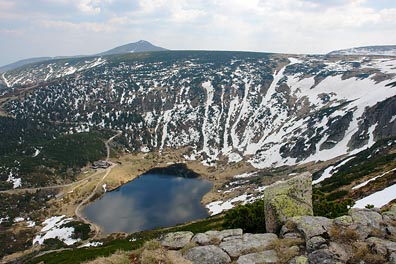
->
[[328, 45, 396, 56], [3, 51, 396, 169]]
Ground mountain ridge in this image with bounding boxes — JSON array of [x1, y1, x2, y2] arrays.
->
[[0, 40, 168, 73], [97, 40, 168, 56], [328, 45, 396, 56], [2, 51, 395, 169], [1, 49, 396, 262]]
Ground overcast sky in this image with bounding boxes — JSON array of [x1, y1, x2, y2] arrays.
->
[[1, 0, 396, 66]]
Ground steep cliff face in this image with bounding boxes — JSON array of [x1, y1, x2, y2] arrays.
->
[[2, 51, 396, 169]]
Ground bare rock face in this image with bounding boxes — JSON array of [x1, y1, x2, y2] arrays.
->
[[366, 237, 396, 256], [160, 231, 194, 249], [183, 245, 231, 264], [236, 250, 279, 264], [286, 216, 333, 240], [263, 172, 313, 233], [192, 233, 211, 245], [349, 208, 383, 239], [219, 233, 278, 258]]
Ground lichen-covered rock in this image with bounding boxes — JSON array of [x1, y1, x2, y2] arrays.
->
[[384, 204, 396, 221], [307, 249, 340, 264], [237, 250, 279, 264], [333, 215, 353, 226], [263, 172, 313, 233], [350, 209, 383, 239], [366, 237, 396, 255], [282, 232, 303, 240], [328, 241, 351, 263], [306, 236, 328, 253], [183, 245, 231, 264], [192, 233, 211, 245], [390, 252, 396, 264], [220, 233, 278, 258], [160, 231, 193, 249], [289, 255, 309, 264], [287, 216, 333, 240], [205, 229, 243, 242]]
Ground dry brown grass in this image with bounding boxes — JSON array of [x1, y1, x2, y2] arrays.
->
[[369, 228, 385, 239], [266, 238, 304, 264], [330, 226, 359, 243], [179, 242, 197, 255], [82, 250, 130, 264], [142, 240, 161, 251], [127, 240, 176, 264], [347, 242, 386, 264], [140, 248, 171, 264], [283, 220, 298, 232], [208, 236, 221, 245]]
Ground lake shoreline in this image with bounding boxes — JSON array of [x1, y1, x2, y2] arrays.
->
[[82, 172, 213, 235]]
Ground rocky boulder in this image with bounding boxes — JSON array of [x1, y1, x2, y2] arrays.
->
[[349, 208, 383, 239], [192, 233, 211, 245], [160, 231, 194, 249], [236, 250, 279, 264], [205, 228, 243, 242], [183, 245, 231, 264], [263, 172, 313, 233], [366, 237, 396, 255], [284, 216, 333, 240], [219, 233, 278, 258]]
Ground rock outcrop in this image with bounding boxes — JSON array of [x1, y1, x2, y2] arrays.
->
[[263, 172, 313, 233], [160, 231, 194, 249], [153, 204, 396, 263], [184, 245, 231, 264]]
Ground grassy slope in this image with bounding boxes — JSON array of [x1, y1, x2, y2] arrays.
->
[[26, 215, 223, 264]]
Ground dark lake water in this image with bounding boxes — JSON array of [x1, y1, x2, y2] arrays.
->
[[83, 173, 212, 234]]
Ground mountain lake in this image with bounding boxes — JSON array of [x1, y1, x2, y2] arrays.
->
[[83, 173, 213, 234]]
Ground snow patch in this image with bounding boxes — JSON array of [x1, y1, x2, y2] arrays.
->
[[79, 241, 103, 248], [352, 168, 396, 190], [228, 152, 243, 163], [140, 146, 150, 153], [313, 156, 355, 185], [353, 183, 396, 208], [26, 220, 36, 227], [206, 194, 248, 215], [234, 172, 257, 179], [0, 216, 9, 224], [7, 171, 22, 189], [32, 148, 41, 157], [14, 217, 25, 223], [33, 215, 80, 246]]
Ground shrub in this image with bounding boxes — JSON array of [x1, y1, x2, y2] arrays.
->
[[63, 221, 91, 241], [313, 189, 354, 218], [223, 199, 265, 233], [43, 238, 67, 250]]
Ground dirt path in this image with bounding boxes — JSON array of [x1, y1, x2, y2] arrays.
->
[[0, 131, 122, 196], [0, 168, 106, 195], [74, 131, 121, 239]]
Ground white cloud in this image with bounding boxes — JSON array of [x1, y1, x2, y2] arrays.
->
[[1, 0, 396, 65], [77, 0, 101, 15]]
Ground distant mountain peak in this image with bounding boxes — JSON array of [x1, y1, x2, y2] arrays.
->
[[98, 40, 168, 56]]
